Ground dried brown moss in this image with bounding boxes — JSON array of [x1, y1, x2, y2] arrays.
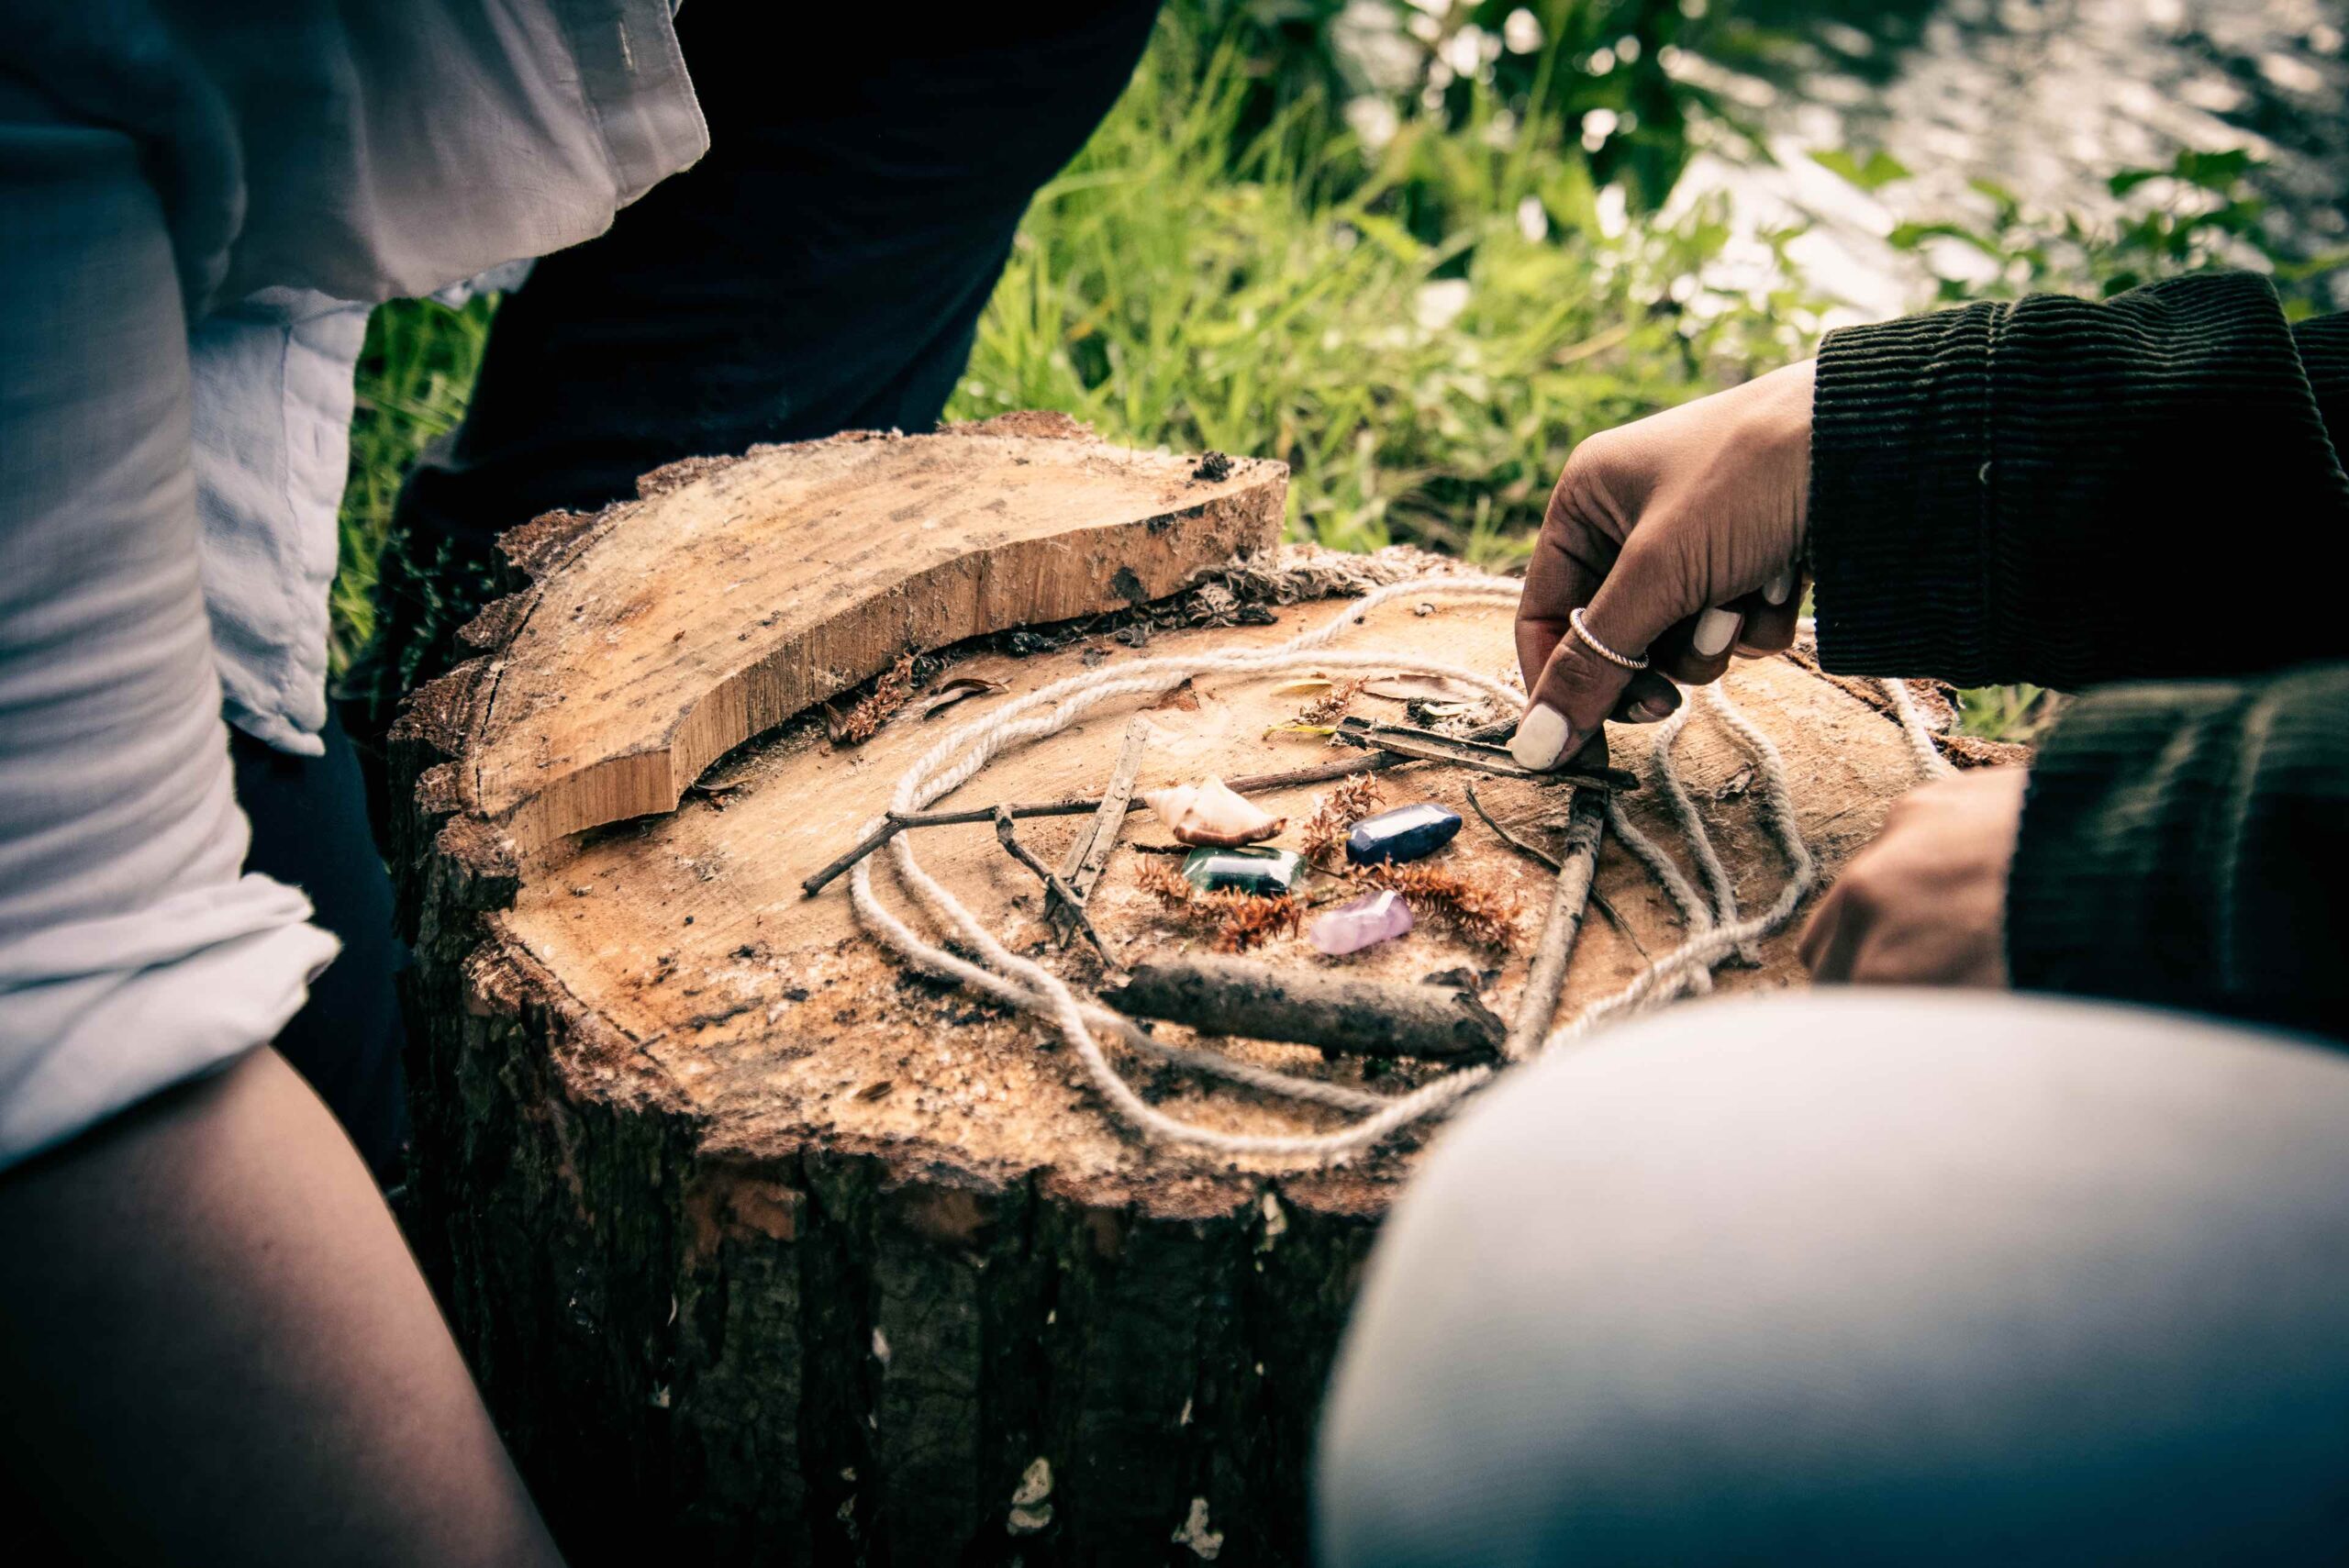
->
[[1300, 774, 1386, 865], [1130, 859, 1303, 952], [1364, 862, 1522, 950], [1292, 677, 1367, 728], [827, 653, 916, 747]]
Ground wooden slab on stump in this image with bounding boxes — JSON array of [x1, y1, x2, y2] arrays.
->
[[447, 411, 1286, 852], [393, 424, 2003, 1566]]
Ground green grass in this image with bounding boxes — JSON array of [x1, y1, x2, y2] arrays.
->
[[943, 17, 1808, 562], [1956, 683, 2062, 746], [335, 295, 495, 673]]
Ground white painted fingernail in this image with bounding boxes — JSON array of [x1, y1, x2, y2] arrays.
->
[[1764, 568, 1794, 606], [1692, 606, 1743, 657], [1510, 704, 1572, 770]]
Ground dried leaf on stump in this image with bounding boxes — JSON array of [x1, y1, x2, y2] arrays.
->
[[1362, 674, 1482, 705], [916, 675, 1009, 719]]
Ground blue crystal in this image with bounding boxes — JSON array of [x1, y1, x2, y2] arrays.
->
[[1345, 802, 1463, 865], [1181, 846, 1306, 896]]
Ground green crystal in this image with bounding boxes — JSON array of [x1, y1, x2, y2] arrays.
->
[[1180, 846, 1306, 896]]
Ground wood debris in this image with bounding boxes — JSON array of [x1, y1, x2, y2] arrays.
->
[[826, 653, 915, 746]]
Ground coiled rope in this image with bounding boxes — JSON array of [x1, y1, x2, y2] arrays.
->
[[846, 574, 1948, 1162]]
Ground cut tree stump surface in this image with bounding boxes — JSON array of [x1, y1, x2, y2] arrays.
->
[[458, 411, 1286, 851], [394, 424, 2006, 1565], [495, 597, 1930, 1207]]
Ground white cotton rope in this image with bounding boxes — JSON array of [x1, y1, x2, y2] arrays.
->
[[1884, 673, 1959, 780], [845, 575, 1952, 1163]]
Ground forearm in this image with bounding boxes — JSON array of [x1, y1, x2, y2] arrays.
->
[[1807, 273, 2349, 687], [2005, 663, 2349, 1038]]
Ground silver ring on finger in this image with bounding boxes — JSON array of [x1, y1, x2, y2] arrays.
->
[[1568, 606, 1650, 671]]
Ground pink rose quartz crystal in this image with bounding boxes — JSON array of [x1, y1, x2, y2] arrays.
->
[[1309, 889, 1414, 955]]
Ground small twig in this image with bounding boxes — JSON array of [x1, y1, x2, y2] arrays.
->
[[1502, 789, 1607, 1062], [800, 751, 1421, 896], [1051, 717, 1148, 946], [1225, 751, 1419, 794], [1333, 717, 1641, 793], [1466, 782, 1560, 872], [803, 797, 1088, 897], [1590, 892, 1647, 959], [993, 808, 1114, 962], [1468, 781, 1645, 958]]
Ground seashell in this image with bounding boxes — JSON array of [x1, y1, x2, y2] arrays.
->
[[1141, 775, 1286, 848]]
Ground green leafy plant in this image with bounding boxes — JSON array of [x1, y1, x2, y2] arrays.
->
[[1808, 147, 1909, 194], [1833, 142, 2349, 314], [1189, 0, 1732, 213]]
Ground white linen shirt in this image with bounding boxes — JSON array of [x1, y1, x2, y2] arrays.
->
[[0, 2, 704, 1169]]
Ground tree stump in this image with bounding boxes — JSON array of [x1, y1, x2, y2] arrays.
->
[[393, 417, 2001, 1566]]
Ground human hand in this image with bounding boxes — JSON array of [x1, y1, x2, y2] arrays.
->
[[1798, 767, 2027, 987], [1510, 358, 1816, 769]]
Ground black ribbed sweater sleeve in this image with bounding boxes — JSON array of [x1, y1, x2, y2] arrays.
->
[[2006, 663, 2349, 1039], [2296, 308, 2349, 454], [1807, 273, 2349, 686], [1807, 274, 2349, 1039]]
